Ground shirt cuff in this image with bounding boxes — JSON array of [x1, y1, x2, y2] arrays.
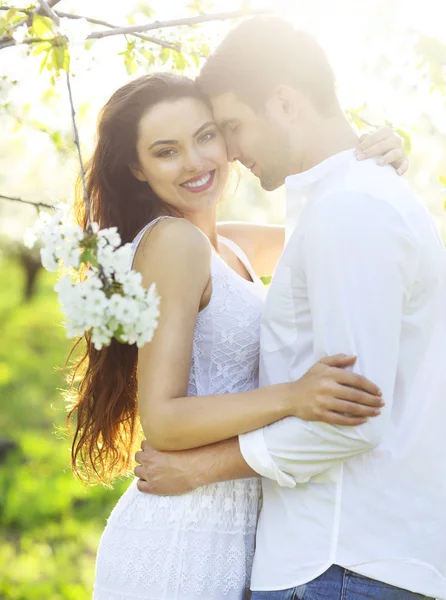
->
[[238, 428, 296, 488]]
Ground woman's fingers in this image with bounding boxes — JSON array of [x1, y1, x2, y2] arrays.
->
[[334, 368, 382, 398], [376, 147, 405, 166], [396, 157, 409, 176], [357, 139, 397, 161], [357, 126, 397, 153], [356, 127, 408, 175]]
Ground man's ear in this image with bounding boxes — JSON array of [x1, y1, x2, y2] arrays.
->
[[266, 85, 300, 123], [129, 164, 146, 182]]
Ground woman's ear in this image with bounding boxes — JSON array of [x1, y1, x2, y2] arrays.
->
[[129, 164, 146, 182]]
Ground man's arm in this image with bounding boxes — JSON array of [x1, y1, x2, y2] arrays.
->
[[238, 192, 418, 486]]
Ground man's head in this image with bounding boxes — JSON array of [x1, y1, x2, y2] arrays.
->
[[197, 16, 339, 190]]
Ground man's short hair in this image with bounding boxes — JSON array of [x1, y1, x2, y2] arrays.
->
[[197, 16, 337, 115]]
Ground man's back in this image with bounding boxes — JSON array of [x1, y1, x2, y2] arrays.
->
[[240, 150, 446, 597]]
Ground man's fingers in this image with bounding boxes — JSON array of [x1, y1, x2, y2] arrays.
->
[[335, 384, 383, 407], [134, 450, 143, 465], [335, 370, 382, 398], [321, 412, 367, 426], [141, 439, 150, 451], [327, 398, 381, 418], [134, 464, 144, 479], [320, 354, 356, 367], [136, 479, 152, 494]]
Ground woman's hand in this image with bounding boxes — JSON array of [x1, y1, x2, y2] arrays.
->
[[288, 354, 384, 426], [356, 125, 409, 176]]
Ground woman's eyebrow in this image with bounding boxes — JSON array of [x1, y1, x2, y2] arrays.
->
[[193, 121, 216, 137], [149, 122, 216, 149]]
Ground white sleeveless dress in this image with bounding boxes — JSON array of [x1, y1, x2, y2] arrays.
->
[[93, 216, 266, 600]]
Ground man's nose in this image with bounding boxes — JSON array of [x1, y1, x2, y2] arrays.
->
[[225, 138, 240, 163]]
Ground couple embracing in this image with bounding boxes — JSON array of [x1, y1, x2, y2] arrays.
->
[[68, 15, 446, 600]]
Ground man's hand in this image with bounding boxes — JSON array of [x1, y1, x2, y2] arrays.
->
[[134, 440, 201, 496]]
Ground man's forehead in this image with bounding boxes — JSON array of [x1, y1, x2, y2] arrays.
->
[[210, 92, 247, 123]]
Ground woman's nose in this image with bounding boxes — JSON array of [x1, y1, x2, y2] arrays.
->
[[183, 147, 205, 172]]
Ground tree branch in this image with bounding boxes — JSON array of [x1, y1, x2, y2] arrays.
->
[[85, 9, 271, 40], [38, 0, 60, 24], [55, 11, 181, 51], [0, 194, 55, 210], [0, 7, 271, 50]]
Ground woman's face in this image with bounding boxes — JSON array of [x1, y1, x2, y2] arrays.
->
[[132, 97, 229, 215]]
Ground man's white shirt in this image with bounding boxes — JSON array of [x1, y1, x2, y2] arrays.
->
[[239, 150, 446, 598]]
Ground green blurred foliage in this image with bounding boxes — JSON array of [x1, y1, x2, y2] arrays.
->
[[0, 258, 130, 599]]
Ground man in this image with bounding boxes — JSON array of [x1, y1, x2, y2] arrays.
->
[[135, 16, 446, 600]]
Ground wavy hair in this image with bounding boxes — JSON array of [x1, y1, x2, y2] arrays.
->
[[66, 73, 212, 485]]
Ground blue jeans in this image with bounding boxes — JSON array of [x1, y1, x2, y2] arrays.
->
[[250, 565, 434, 599]]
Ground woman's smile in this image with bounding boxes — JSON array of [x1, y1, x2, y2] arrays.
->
[[180, 169, 216, 194]]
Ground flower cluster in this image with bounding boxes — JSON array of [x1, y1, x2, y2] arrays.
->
[[24, 204, 160, 350]]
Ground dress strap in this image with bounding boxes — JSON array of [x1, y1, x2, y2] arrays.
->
[[130, 215, 174, 268], [217, 234, 260, 284]]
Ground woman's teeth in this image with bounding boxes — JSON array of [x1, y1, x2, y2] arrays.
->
[[183, 172, 212, 189]]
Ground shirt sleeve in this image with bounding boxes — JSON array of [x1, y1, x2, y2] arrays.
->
[[239, 191, 419, 485]]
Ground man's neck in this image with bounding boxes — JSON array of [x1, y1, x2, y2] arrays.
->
[[291, 111, 359, 176]]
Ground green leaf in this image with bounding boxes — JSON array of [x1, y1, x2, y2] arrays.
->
[[0, 17, 8, 35], [80, 249, 98, 267], [39, 48, 51, 74], [7, 9, 27, 26], [260, 275, 272, 286], [137, 47, 155, 65], [159, 47, 171, 65], [6, 8, 18, 21], [191, 53, 200, 68], [32, 41, 52, 56], [31, 14, 54, 39], [49, 44, 70, 75], [123, 51, 138, 75], [395, 128, 412, 155], [173, 51, 187, 72]]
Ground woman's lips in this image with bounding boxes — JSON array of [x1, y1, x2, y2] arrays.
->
[[180, 169, 216, 193]]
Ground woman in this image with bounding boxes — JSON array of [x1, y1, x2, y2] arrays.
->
[[67, 73, 406, 600]]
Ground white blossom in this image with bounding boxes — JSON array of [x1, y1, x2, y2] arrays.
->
[[12, 24, 28, 44], [58, 17, 90, 45], [25, 204, 160, 350]]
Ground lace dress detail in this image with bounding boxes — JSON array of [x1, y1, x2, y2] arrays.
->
[[93, 217, 265, 600]]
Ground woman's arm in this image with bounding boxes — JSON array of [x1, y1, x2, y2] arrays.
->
[[217, 221, 284, 278], [133, 218, 382, 452]]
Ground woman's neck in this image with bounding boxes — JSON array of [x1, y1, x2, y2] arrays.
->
[[183, 207, 220, 251]]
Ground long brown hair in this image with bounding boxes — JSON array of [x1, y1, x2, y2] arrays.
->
[[66, 73, 212, 486]]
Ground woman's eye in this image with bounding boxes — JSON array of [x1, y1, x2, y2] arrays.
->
[[157, 148, 176, 158], [199, 131, 215, 143]]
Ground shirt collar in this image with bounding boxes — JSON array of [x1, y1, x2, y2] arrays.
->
[[285, 148, 355, 194], [284, 149, 356, 240]]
